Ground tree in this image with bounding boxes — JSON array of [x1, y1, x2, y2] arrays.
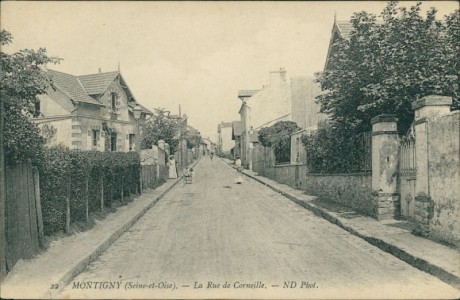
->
[[1, 29, 61, 165], [1, 29, 60, 278], [140, 108, 180, 153], [184, 132, 202, 150], [258, 121, 300, 163], [315, 2, 459, 134]]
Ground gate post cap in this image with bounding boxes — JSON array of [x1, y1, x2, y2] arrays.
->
[[371, 114, 398, 124]]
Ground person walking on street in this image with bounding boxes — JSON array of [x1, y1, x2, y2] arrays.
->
[[168, 155, 178, 179], [234, 155, 243, 184]]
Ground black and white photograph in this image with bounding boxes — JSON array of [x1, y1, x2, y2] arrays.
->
[[0, 1, 459, 299]]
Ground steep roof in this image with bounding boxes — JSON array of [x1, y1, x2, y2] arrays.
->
[[78, 71, 119, 95], [47, 70, 103, 106], [324, 20, 353, 72], [335, 21, 353, 39]]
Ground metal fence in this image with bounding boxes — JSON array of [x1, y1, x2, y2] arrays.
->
[[361, 131, 372, 172]]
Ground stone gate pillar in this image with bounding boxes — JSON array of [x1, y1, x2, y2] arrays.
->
[[412, 95, 452, 235], [371, 114, 400, 220]]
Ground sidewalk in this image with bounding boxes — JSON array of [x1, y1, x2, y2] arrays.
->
[[1, 159, 200, 299], [222, 158, 460, 290]]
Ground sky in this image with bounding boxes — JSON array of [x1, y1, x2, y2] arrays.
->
[[2, 1, 458, 142]]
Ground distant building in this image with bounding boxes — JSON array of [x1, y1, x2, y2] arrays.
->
[[291, 18, 349, 164], [238, 68, 292, 166], [33, 69, 152, 152], [217, 121, 233, 156], [231, 121, 242, 159]]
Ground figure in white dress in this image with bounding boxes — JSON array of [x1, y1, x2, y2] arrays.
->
[[234, 156, 243, 184], [168, 155, 178, 179]]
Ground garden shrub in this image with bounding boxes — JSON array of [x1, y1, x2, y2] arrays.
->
[[39, 146, 140, 235], [301, 121, 370, 173]]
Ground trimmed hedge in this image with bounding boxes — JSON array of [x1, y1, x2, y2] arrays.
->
[[39, 146, 140, 235], [301, 122, 370, 173]]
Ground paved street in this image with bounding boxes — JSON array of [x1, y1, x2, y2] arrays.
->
[[59, 158, 459, 299]]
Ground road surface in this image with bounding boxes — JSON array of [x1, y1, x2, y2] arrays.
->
[[59, 157, 459, 299]]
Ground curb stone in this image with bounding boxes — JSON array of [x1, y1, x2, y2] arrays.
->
[[220, 158, 460, 290], [48, 158, 201, 299]]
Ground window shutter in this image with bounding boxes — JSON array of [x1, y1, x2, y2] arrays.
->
[[116, 98, 121, 114]]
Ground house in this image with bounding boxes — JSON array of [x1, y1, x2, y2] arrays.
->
[[33, 69, 152, 152], [324, 19, 353, 71], [290, 77, 326, 165], [237, 68, 292, 166], [231, 121, 242, 159], [290, 19, 350, 165], [217, 121, 234, 157]]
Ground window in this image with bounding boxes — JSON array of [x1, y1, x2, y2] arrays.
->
[[111, 133, 117, 151], [129, 134, 135, 151], [111, 93, 117, 111], [92, 130, 99, 147]]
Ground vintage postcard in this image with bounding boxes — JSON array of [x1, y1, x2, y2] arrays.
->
[[1, 1, 459, 299]]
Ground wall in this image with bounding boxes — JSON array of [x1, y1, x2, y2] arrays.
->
[[262, 164, 300, 188], [38, 91, 71, 116], [427, 111, 460, 245], [248, 70, 292, 130], [38, 87, 75, 115], [304, 173, 375, 216], [221, 126, 233, 154], [290, 130, 307, 165], [100, 81, 130, 122], [291, 77, 325, 130]]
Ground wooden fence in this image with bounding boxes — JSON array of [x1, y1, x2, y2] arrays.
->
[[4, 164, 43, 271]]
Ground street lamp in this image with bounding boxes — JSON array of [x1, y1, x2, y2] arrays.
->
[[133, 104, 143, 194], [133, 104, 142, 151], [248, 127, 254, 171]]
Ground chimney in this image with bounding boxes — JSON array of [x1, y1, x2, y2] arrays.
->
[[269, 67, 287, 87]]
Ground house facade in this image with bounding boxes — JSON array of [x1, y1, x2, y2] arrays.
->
[[290, 76, 326, 165], [33, 69, 152, 152], [231, 121, 242, 159], [237, 68, 292, 167], [217, 122, 233, 156]]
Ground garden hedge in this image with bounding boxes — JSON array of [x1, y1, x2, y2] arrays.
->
[[39, 146, 140, 235]]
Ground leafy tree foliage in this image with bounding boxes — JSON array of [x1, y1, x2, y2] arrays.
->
[[301, 121, 370, 173], [184, 132, 202, 150], [315, 2, 459, 134], [140, 108, 179, 153], [1, 30, 61, 165], [258, 121, 300, 163]]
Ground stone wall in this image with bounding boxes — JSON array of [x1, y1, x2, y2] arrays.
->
[[263, 164, 298, 187], [304, 173, 375, 217], [427, 111, 460, 245]]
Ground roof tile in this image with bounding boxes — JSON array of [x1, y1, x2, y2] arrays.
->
[[47, 70, 103, 106], [78, 71, 119, 95]]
